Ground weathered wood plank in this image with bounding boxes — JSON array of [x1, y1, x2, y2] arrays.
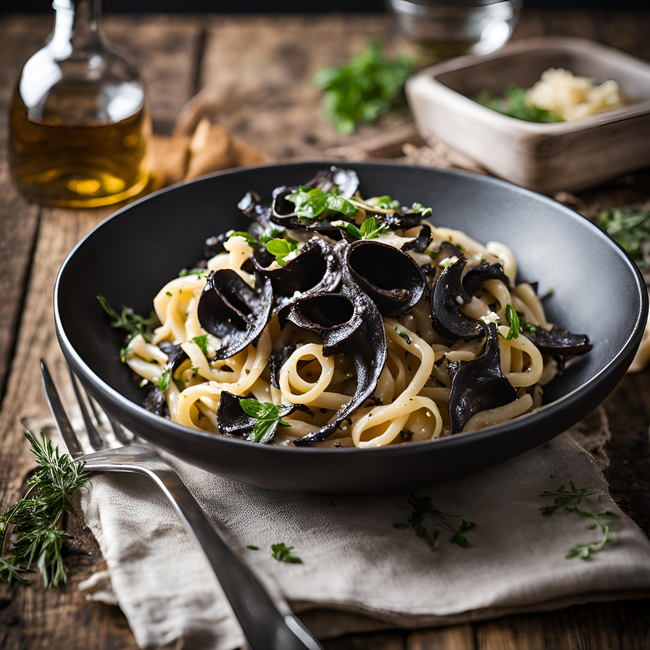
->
[[323, 630, 407, 649], [407, 625, 476, 650]]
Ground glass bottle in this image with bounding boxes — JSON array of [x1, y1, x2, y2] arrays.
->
[[9, 0, 151, 208]]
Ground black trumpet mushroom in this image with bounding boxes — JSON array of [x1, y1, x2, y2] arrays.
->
[[378, 210, 423, 231], [447, 322, 517, 434], [281, 284, 387, 446], [270, 186, 342, 238], [463, 262, 511, 296], [523, 327, 593, 356], [346, 240, 426, 317], [197, 269, 273, 360], [142, 342, 189, 417], [431, 257, 483, 341], [401, 224, 433, 254], [216, 391, 300, 443], [253, 238, 341, 311]]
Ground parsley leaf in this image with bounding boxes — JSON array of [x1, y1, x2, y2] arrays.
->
[[228, 231, 256, 247], [239, 398, 290, 443], [271, 542, 302, 564], [97, 295, 160, 343], [265, 238, 299, 267], [258, 224, 287, 245], [476, 86, 564, 123], [412, 202, 433, 218], [367, 195, 401, 210], [190, 334, 209, 357], [598, 208, 650, 268], [178, 268, 206, 278], [286, 187, 357, 222], [331, 216, 388, 241], [158, 369, 171, 392], [311, 39, 416, 134], [505, 304, 520, 340]]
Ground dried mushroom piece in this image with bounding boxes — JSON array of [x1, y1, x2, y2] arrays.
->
[[447, 322, 517, 434], [463, 261, 511, 296], [346, 240, 426, 317], [524, 327, 593, 356], [197, 269, 273, 360], [401, 223, 433, 253]]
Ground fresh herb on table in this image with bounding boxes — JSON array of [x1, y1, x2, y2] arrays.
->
[[505, 304, 520, 340], [271, 542, 302, 564], [286, 186, 358, 223], [239, 399, 291, 443], [0, 432, 90, 587], [411, 202, 433, 218], [540, 482, 620, 560], [393, 493, 477, 551], [246, 545, 259, 551], [190, 334, 209, 357], [97, 295, 160, 343], [311, 39, 417, 134], [598, 208, 650, 268], [227, 231, 256, 247], [476, 86, 564, 124], [331, 216, 388, 241], [265, 238, 299, 267]]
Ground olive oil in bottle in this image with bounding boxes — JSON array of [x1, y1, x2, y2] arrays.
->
[[9, 0, 151, 208]]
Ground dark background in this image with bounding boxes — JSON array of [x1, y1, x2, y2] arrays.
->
[[13, 0, 650, 12]]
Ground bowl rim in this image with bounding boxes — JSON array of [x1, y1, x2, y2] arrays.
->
[[407, 36, 650, 135], [54, 160, 649, 458]]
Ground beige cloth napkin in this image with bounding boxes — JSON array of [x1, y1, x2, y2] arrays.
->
[[66, 408, 650, 650]]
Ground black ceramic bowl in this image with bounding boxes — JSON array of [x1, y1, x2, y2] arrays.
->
[[55, 162, 647, 492]]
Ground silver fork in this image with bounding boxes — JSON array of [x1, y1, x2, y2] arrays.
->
[[39, 359, 322, 650]]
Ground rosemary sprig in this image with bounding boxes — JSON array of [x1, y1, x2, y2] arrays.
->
[[0, 432, 90, 587], [393, 493, 476, 551], [97, 295, 160, 343], [539, 482, 619, 560]]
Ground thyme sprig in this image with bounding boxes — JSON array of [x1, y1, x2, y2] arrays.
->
[[97, 295, 160, 343], [0, 432, 90, 587], [540, 482, 620, 560], [393, 493, 476, 551]]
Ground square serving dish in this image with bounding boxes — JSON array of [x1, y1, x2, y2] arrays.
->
[[406, 37, 650, 193]]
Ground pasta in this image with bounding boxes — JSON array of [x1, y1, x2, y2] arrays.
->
[[112, 167, 592, 449]]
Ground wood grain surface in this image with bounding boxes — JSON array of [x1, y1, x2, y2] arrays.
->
[[0, 10, 649, 650]]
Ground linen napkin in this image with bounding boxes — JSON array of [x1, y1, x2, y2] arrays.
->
[[63, 407, 650, 650]]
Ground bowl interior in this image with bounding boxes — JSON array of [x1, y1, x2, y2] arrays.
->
[[57, 162, 643, 417]]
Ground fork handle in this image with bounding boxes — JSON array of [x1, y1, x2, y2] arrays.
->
[[98, 462, 321, 650]]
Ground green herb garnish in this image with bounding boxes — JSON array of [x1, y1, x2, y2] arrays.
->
[[397, 329, 412, 345], [331, 216, 388, 241], [540, 482, 620, 560], [520, 319, 538, 333], [228, 231, 256, 247], [311, 39, 416, 134], [97, 295, 160, 343], [285, 186, 358, 223], [476, 86, 564, 123], [0, 432, 90, 587], [246, 545, 259, 551], [393, 493, 476, 551], [158, 369, 171, 392], [271, 542, 302, 564], [505, 304, 520, 340], [265, 238, 299, 267], [190, 334, 209, 357], [368, 195, 401, 210], [412, 202, 433, 218], [239, 399, 290, 443], [598, 208, 650, 268], [258, 224, 287, 245], [178, 268, 206, 278]]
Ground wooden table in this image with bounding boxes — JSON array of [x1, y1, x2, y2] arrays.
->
[[1, 10, 649, 650]]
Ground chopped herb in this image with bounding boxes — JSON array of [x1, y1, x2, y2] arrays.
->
[[480, 259, 489, 265], [286, 187, 358, 222], [178, 268, 206, 278], [368, 195, 401, 210], [190, 334, 209, 357], [119, 346, 129, 364], [228, 231, 256, 247], [598, 208, 650, 268], [412, 202, 433, 218], [520, 319, 538, 333], [0, 432, 90, 587], [97, 295, 160, 343], [246, 545, 259, 551], [239, 398, 290, 443], [332, 216, 388, 241], [331, 220, 362, 240], [540, 482, 620, 560], [393, 493, 476, 551], [430, 249, 440, 259], [505, 304, 520, 340], [311, 38, 416, 134], [139, 378, 149, 388], [265, 238, 299, 267], [271, 542, 302, 564], [476, 86, 563, 123], [397, 329, 412, 344], [258, 223, 287, 245], [166, 291, 172, 297], [158, 369, 171, 392]]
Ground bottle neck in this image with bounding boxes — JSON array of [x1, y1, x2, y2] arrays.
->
[[50, 0, 102, 57]]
